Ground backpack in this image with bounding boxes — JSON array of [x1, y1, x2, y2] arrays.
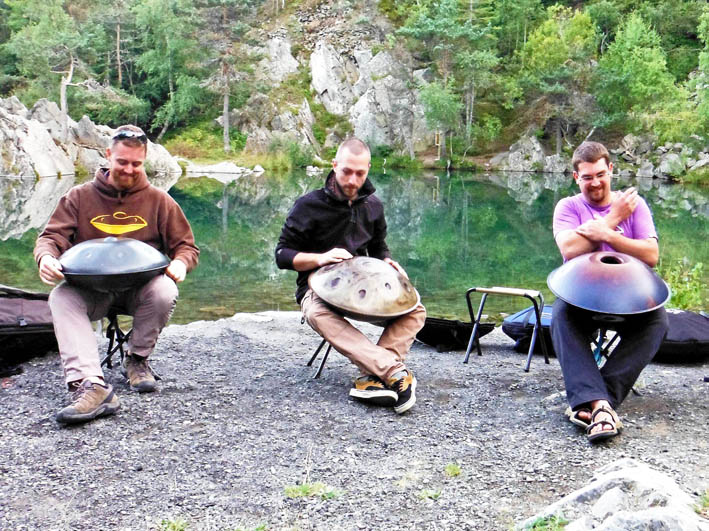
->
[[0, 285, 57, 375]]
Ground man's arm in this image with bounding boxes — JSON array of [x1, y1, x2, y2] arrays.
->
[[291, 248, 353, 271]]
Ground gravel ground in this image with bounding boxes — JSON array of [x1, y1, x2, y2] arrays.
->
[[1, 311, 708, 531]]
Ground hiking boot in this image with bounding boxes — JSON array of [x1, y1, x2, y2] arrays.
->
[[122, 354, 157, 393], [56, 380, 120, 424], [349, 375, 398, 407], [387, 369, 417, 414]]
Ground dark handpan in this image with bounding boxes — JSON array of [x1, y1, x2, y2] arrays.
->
[[60, 237, 170, 292], [308, 256, 420, 322], [547, 251, 670, 315]]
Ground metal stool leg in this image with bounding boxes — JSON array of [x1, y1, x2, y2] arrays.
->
[[464, 288, 487, 363], [307, 338, 332, 379], [101, 311, 131, 369]]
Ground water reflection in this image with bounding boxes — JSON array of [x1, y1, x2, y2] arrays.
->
[[1, 170, 707, 324]]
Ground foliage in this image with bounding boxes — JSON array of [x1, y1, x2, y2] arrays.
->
[[164, 120, 247, 160], [660, 261, 704, 310], [417, 489, 441, 500], [444, 463, 461, 477], [419, 81, 462, 133], [695, 488, 709, 518], [593, 14, 678, 130], [524, 514, 569, 530], [284, 482, 342, 500], [159, 517, 189, 531]]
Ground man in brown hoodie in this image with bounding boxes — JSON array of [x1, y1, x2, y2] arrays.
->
[[34, 125, 199, 425]]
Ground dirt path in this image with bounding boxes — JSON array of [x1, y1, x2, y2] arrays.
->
[[1, 311, 707, 530]]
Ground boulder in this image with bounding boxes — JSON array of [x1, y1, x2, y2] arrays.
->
[[658, 153, 685, 177], [543, 154, 568, 174], [27, 98, 78, 143], [256, 37, 300, 85], [0, 96, 28, 118], [516, 458, 709, 531], [504, 136, 546, 172], [689, 158, 709, 171], [310, 40, 357, 115], [636, 160, 655, 178]]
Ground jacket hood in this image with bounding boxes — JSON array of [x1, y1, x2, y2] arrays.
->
[[93, 167, 151, 197], [323, 169, 376, 203]]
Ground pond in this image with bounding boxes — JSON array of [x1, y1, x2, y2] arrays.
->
[[1, 169, 707, 324]]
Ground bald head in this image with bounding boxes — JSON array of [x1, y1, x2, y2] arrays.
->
[[335, 137, 370, 160]]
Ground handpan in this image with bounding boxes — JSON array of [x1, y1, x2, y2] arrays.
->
[[308, 256, 420, 322], [547, 251, 670, 315], [60, 237, 170, 292]]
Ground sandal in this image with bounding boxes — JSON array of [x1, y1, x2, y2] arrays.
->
[[586, 405, 623, 443], [565, 406, 591, 429]]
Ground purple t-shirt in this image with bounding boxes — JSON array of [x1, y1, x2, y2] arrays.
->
[[553, 193, 657, 256]]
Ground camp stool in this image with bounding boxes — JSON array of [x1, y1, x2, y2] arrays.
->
[[100, 308, 132, 369], [307, 337, 332, 379], [464, 286, 550, 372]]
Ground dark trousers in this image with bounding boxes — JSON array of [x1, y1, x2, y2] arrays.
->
[[551, 299, 668, 410]]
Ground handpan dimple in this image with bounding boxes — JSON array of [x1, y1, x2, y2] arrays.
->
[[547, 251, 670, 315], [308, 256, 421, 322]]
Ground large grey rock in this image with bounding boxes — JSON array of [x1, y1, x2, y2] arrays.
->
[[636, 160, 655, 178], [310, 40, 356, 115], [0, 96, 28, 118], [658, 153, 685, 177], [503, 136, 546, 172], [543, 154, 568, 174], [689, 158, 709, 171], [517, 458, 709, 531], [0, 99, 181, 239], [348, 50, 427, 151], [256, 37, 300, 85], [27, 98, 78, 143], [0, 106, 75, 240]]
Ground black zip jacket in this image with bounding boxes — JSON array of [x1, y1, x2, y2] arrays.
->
[[275, 170, 391, 303]]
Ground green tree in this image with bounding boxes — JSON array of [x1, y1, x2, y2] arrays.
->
[[419, 81, 462, 159], [133, 0, 207, 140], [493, 0, 543, 59], [593, 13, 677, 130], [4, 0, 87, 140], [520, 6, 598, 152]]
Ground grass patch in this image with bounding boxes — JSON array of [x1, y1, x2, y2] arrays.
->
[[417, 488, 441, 500], [284, 481, 343, 500], [695, 488, 709, 519], [523, 514, 569, 530], [73, 163, 91, 184], [444, 463, 461, 477], [682, 166, 709, 186], [163, 120, 247, 161], [159, 518, 189, 531], [659, 260, 704, 310]]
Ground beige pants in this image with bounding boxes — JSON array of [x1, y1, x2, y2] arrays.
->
[[48, 275, 178, 385], [301, 289, 426, 381]]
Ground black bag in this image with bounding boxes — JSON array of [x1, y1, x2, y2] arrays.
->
[[416, 317, 495, 352], [0, 285, 57, 375], [501, 304, 556, 356], [653, 309, 709, 363], [502, 304, 709, 363]]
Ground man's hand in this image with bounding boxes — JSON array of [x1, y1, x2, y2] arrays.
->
[[608, 187, 638, 225], [575, 218, 612, 243], [166, 259, 187, 283], [317, 248, 353, 267], [38, 255, 64, 286], [384, 257, 409, 279]]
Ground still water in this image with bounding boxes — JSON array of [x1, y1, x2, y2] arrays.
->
[[1, 170, 707, 323]]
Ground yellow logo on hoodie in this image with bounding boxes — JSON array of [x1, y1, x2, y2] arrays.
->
[[90, 212, 148, 235]]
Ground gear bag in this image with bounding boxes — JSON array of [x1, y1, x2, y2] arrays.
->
[[0, 285, 57, 375]]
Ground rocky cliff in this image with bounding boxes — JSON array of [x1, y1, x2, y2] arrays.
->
[[0, 97, 181, 240]]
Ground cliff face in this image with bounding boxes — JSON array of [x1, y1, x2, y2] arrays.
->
[[0, 97, 182, 240], [230, 1, 430, 155]]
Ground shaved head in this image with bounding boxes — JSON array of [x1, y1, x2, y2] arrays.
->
[[336, 137, 370, 160]]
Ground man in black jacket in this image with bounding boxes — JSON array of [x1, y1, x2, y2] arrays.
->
[[275, 138, 426, 414]]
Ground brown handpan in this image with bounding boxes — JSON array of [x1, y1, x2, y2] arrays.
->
[[308, 256, 420, 322], [547, 251, 670, 316], [60, 237, 170, 292]]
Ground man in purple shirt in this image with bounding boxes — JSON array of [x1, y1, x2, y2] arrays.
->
[[551, 141, 668, 442]]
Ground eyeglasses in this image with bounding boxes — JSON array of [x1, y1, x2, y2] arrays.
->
[[112, 130, 148, 144], [578, 171, 611, 182]]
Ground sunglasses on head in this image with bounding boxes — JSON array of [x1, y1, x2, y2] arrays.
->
[[112, 130, 148, 144]]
